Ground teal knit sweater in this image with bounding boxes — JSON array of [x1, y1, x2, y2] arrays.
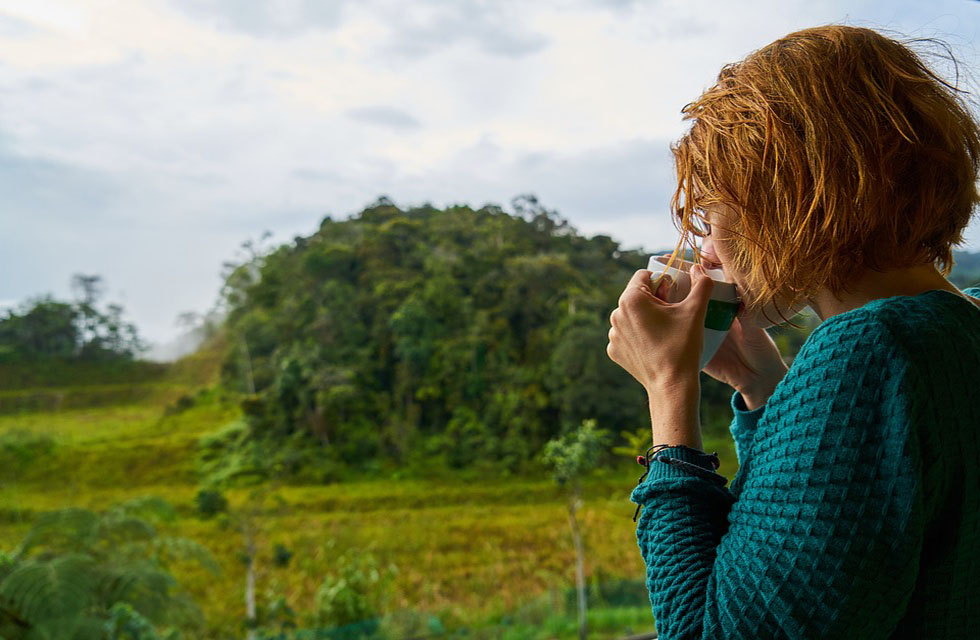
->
[[630, 287, 980, 639]]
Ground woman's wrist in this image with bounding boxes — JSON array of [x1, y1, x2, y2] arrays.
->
[[737, 366, 788, 411], [738, 388, 771, 411]]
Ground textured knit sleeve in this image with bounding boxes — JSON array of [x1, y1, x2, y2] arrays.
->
[[630, 315, 926, 639], [729, 388, 766, 465]]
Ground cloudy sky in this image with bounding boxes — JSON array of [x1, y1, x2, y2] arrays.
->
[[2, 0, 979, 358]]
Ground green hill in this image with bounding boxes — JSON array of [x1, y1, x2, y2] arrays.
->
[[209, 196, 704, 483]]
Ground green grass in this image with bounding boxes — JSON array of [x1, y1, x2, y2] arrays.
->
[[0, 473, 668, 636], [0, 359, 170, 389], [0, 352, 740, 638]]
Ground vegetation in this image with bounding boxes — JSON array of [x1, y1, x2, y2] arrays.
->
[[542, 419, 612, 640], [0, 274, 146, 363], [212, 195, 696, 483], [2, 196, 978, 636], [0, 496, 217, 639]]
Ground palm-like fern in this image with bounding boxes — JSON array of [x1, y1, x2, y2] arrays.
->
[[0, 496, 219, 639]]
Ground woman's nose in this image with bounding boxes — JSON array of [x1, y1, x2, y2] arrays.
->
[[700, 237, 722, 266]]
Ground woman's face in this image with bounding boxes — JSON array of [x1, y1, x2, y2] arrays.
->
[[699, 204, 810, 328], [698, 205, 737, 287]]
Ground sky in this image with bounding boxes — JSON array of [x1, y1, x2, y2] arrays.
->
[[1, 0, 979, 359]]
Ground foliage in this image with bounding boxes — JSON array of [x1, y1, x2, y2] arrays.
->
[[272, 544, 293, 568], [541, 419, 611, 640], [541, 419, 611, 488], [610, 427, 652, 460], [195, 419, 274, 486], [104, 602, 180, 640], [0, 429, 57, 477], [163, 393, 197, 417], [194, 489, 228, 519], [212, 195, 655, 478], [0, 496, 218, 639], [0, 274, 146, 363], [311, 542, 398, 632], [256, 595, 297, 636]]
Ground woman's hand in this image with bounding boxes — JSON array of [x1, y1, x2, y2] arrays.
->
[[607, 266, 716, 392], [701, 313, 789, 407], [675, 245, 789, 407]]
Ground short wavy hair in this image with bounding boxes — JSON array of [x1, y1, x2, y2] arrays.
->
[[663, 24, 980, 327]]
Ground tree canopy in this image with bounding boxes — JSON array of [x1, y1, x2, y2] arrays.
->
[[0, 275, 146, 363], [213, 195, 659, 479]]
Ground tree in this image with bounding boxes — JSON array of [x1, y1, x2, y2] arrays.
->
[[0, 275, 146, 362], [70, 273, 105, 307], [541, 419, 611, 640], [194, 477, 293, 639], [71, 273, 106, 351], [0, 297, 79, 360]]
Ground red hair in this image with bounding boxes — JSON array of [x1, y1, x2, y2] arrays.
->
[[662, 24, 980, 326]]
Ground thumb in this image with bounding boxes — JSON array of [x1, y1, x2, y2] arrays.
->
[[688, 264, 714, 303]]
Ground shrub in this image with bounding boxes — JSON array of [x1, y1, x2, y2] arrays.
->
[[312, 546, 398, 631], [0, 429, 56, 476], [194, 489, 228, 519]]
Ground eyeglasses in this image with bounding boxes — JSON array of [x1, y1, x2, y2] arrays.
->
[[679, 204, 711, 236]]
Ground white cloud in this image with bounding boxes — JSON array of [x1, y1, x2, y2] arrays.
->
[[346, 105, 422, 129], [1, 0, 979, 352], [168, 0, 353, 38]]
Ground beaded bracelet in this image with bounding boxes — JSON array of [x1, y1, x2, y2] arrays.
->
[[631, 444, 725, 522]]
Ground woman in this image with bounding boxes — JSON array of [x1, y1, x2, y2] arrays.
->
[[606, 25, 980, 639]]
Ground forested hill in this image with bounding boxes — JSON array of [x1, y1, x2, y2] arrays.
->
[[213, 196, 666, 480], [210, 195, 980, 483]]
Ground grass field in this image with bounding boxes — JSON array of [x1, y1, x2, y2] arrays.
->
[[0, 348, 740, 638]]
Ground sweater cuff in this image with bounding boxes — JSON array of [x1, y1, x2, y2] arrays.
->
[[646, 446, 724, 481], [731, 388, 766, 416], [654, 445, 717, 470], [729, 389, 766, 464], [630, 446, 728, 506]]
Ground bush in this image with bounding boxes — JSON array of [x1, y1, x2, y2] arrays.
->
[[312, 546, 398, 630], [195, 420, 345, 486], [194, 489, 228, 519], [163, 393, 196, 417], [272, 543, 293, 568], [0, 429, 56, 476]]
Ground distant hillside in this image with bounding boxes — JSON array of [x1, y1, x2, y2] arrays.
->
[[206, 194, 980, 481], [209, 196, 660, 480]]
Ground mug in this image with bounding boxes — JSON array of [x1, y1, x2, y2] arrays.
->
[[647, 254, 741, 371]]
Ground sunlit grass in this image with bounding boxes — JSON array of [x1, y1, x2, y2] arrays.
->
[[0, 476, 663, 636], [0, 458, 736, 637], [0, 352, 741, 637]]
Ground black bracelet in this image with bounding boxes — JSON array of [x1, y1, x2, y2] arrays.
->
[[655, 456, 729, 486], [636, 443, 720, 472], [631, 444, 725, 522]]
